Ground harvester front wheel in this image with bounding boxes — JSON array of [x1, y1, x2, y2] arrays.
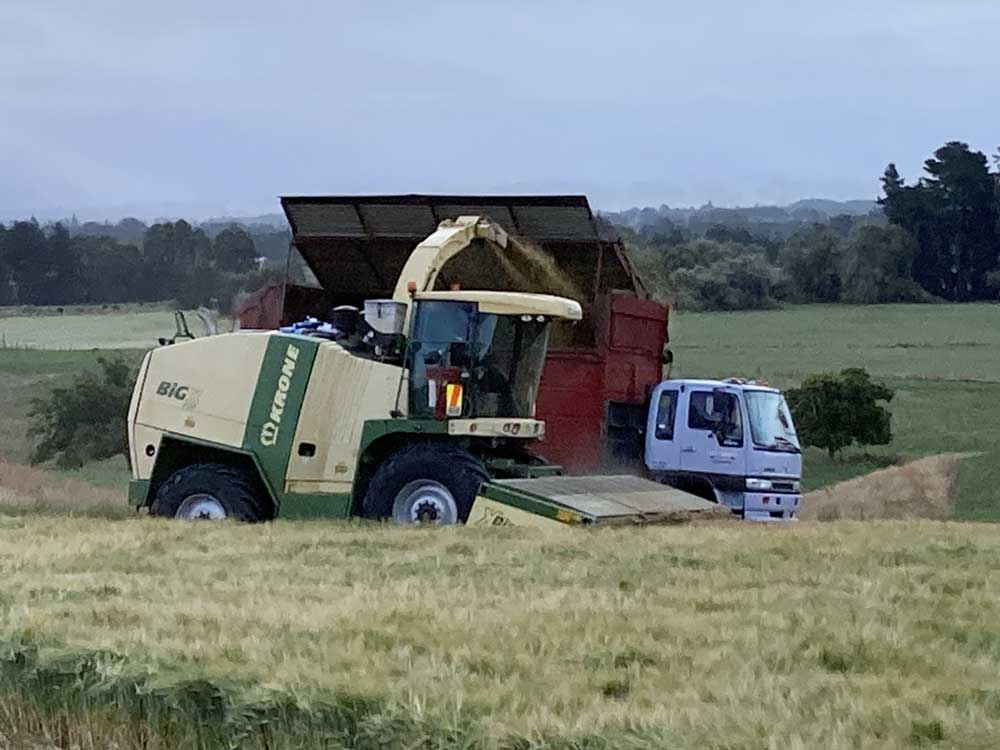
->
[[362, 444, 487, 525], [150, 463, 269, 522]]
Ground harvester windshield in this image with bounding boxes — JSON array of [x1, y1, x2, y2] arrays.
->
[[407, 300, 551, 420]]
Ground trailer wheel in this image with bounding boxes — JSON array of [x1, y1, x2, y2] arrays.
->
[[150, 463, 269, 522], [362, 444, 487, 525]]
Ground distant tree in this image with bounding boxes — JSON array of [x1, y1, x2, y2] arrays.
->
[[880, 143, 1000, 301], [782, 225, 843, 302], [76, 236, 145, 303], [28, 357, 136, 468], [4, 221, 50, 304], [142, 220, 212, 299], [922, 142, 998, 300], [786, 368, 894, 459], [656, 240, 781, 311], [828, 214, 857, 238], [705, 224, 754, 244], [44, 223, 83, 304], [212, 226, 258, 273], [0, 224, 14, 305], [840, 225, 928, 304]]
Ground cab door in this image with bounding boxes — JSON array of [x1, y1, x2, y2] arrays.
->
[[644, 384, 681, 473], [679, 389, 747, 480]]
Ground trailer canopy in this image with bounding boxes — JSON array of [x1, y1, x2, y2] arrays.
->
[[279, 195, 645, 306]]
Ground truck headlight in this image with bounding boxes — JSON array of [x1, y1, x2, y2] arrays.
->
[[792, 480, 801, 493], [746, 477, 772, 491]]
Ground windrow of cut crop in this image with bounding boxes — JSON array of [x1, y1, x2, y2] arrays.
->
[[0, 640, 654, 750]]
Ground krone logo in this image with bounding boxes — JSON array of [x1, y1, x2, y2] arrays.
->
[[259, 344, 300, 447]]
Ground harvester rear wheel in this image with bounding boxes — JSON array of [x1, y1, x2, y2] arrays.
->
[[150, 463, 269, 522], [362, 444, 487, 525]]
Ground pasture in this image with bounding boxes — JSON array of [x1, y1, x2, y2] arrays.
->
[[0, 304, 225, 350], [0, 517, 998, 749]]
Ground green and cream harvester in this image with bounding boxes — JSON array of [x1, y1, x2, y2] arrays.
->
[[128, 216, 718, 527]]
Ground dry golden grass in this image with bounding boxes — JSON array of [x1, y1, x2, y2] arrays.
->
[[0, 517, 998, 748], [0, 462, 125, 514], [801, 454, 967, 521]]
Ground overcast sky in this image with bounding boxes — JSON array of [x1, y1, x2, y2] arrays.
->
[[2, 0, 998, 221]]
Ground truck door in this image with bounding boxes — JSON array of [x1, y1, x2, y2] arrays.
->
[[644, 385, 680, 473], [679, 389, 747, 484]]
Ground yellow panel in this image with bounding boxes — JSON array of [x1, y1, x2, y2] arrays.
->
[[285, 479, 352, 494], [415, 290, 582, 320], [134, 333, 270, 448], [466, 497, 568, 531], [130, 423, 164, 480], [286, 346, 403, 486]]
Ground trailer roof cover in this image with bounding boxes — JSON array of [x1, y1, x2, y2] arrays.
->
[[280, 194, 646, 303]]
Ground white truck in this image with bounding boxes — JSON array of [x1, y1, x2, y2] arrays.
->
[[643, 378, 803, 521]]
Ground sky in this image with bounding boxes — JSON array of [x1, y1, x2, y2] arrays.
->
[[2, 0, 999, 221]]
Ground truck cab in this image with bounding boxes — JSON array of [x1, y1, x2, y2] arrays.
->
[[644, 379, 802, 521]]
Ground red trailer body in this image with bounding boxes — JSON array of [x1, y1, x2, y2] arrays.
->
[[248, 195, 668, 475], [538, 292, 668, 472]]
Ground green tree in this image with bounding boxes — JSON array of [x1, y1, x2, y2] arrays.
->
[[4, 221, 49, 304], [76, 236, 145, 303], [212, 226, 258, 273], [786, 368, 894, 459], [28, 357, 137, 468], [840, 225, 927, 303], [142, 220, 212, 299], [44, 223, 83, 304], [880, 142, 1000, 301], [782, 225, 843, 302], [0, 224, 13, 305], [922, 142, 998, 300]]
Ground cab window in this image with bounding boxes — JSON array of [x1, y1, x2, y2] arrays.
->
[[655, 390, 678, 440], [688, 391, 743, 446]]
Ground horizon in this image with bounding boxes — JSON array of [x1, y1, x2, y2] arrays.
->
[[0, 194, 881, 227]]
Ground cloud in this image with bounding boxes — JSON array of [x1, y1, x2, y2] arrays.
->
[[1, 0, 998, 218]]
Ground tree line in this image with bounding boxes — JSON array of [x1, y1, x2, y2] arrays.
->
[[619, 141, 1000, 311], [0, 219, 285, 309]]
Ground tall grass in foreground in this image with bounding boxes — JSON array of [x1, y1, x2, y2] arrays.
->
[[0, 518, 998, 748]]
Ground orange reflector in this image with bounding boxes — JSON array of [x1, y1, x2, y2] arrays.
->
[[445, 383, 463, 417], [407, 280, 417, 295]]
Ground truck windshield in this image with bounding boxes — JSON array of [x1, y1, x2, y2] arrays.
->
[[407, 301, 550, 419], [745, 391, 800, 452]]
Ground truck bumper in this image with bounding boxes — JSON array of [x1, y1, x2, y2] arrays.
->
[[743, 491, 801, 521]]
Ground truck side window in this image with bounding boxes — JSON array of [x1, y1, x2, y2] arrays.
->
[[688, 391, 743, 445], [655, 390, 678, 440]]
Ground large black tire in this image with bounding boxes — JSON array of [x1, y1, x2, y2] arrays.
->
[[150, 463, 269, 522], [362, 444, 487, 524]]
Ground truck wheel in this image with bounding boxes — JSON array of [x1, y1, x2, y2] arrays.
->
[[362, 444, 487, 525], [150, 463, 269, 522]]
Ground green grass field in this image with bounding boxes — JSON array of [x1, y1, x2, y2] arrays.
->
[[0, 305, 225, 350], [0, 517, 998, 749]]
